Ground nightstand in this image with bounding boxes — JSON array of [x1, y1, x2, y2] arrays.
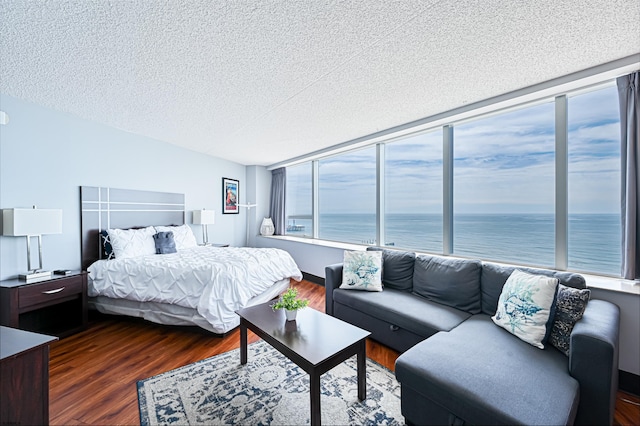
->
[[0, 271, 88, 338]]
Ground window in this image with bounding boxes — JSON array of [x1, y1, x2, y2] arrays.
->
[[453, 102, 556, 266], [318, 147, 377, 245], [567, 85, 621, 275], [285, 162, 313, 237], [384, 130, 443, 251], [283, 80, 624, 277]]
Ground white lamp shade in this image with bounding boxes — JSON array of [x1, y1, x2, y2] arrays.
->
[[2, 208, 62, 236], [193, 210, 215, 225]]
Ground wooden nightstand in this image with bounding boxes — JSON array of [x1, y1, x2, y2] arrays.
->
[[0, 271, 88, 338]]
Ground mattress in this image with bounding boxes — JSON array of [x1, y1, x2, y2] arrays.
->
[[87, 246, 302, 333]]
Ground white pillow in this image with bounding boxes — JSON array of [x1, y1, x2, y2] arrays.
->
[[340, 250, 383, 292], [492, 269, 559, 349], [107, 226, 156, 259], [155, 224, 197, 250]]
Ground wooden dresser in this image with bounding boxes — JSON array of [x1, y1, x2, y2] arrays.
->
[[0, 326, 57, 425]]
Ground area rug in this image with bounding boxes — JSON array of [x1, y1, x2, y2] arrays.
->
[[137, 340, 403, 425]]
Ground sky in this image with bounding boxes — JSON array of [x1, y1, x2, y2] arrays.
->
[[286, 84, 621, 216]]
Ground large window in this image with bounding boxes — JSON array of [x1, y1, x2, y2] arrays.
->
[[285, 162, 313, 237], [318, 147, 377, 245], [282, 80, 624, 277], [384, 131, 443, 251], [453, 102, 556, 266], [567, 85, 621, 275]]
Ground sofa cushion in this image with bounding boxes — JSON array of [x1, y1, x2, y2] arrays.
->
[[480, 262, 587, 316], [340, 250, 383, 291], [333, 288, 471, 338], [412, 255, 482, 314], [395, 314, 579, 425], [492, 270, 559, 349], [367, 247, 415, 291], [549, 284, 591, 356]]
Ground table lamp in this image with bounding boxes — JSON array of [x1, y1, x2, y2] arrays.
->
[[193, 209, 215, 245], [2, 206, 62, 281]]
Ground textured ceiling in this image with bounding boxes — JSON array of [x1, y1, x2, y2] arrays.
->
[[1, 0, 639, 166]]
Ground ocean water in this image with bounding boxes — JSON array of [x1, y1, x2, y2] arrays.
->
[[286, 213, 621, 276]]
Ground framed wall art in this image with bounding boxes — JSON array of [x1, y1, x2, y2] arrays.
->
[[222, 177, 239, 214]]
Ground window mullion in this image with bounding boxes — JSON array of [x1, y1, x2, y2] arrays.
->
[[377, 143, 385, 247], [443, 125, 454, 255], [312, 160, 319, 238], [555, 95, 568, 270]]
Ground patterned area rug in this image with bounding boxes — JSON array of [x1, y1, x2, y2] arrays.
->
[[137, 340, 403, 425]]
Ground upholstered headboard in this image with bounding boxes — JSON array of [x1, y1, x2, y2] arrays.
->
[[80, 186, 185, 270]]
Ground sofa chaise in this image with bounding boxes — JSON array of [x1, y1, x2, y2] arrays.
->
[[325, 248, 620, 425]]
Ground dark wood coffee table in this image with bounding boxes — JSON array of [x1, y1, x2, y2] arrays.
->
[[236, 303, 371, 426]]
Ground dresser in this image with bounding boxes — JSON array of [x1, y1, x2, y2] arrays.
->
[[0, 271, 88, 337], [0, 326, 58, 425]]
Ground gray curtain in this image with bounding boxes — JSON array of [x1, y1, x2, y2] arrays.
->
[[269, 168, 286, 235], [617, 72, 639, 280]]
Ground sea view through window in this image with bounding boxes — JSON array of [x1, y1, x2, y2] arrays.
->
[[285, 83, 622, 277]]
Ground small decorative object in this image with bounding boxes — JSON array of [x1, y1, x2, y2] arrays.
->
[[222, 178, 239, 214], [260, 217, 275, 236], [271, 287, 309, 321]]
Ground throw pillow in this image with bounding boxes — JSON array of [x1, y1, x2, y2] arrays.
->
[[108, 226, 156, 259], [492, 269, 559, 349], [340, 250, 383, 292], [153, 231, 177, 254], [549, 284, 591, 356], [100, 230, 115, 260]]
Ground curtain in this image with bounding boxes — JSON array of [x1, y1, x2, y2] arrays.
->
[[617, 71, 639, 280], [269, 168, 286, 235]]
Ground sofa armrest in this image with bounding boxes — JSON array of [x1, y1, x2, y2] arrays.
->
[[569, 299, 620, 426], [324, 263, 343, 316]]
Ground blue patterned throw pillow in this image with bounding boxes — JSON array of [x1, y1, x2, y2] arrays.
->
[[341, 250, 383, 292], [492, 270, 559, 349], [549, 284, 590, 356]]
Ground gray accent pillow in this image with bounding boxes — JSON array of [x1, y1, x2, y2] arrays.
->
[[367, 247, 415, 291], [549, 284, 591, 356], [153, 231, 177, 254], [412, 255, 482, 314]]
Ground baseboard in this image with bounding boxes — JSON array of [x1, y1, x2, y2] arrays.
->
[[302, 272, 324, 286], [619, 370, 640, 396]]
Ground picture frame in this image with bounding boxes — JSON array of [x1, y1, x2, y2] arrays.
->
[[222, 177, 239, 214]]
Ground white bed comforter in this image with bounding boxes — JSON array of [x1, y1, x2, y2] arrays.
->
[[87, 246, 302, 332]]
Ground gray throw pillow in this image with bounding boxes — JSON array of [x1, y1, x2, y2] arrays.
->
[[413, 255, 482, 314], [367, 247, 415, 291], [549, 284, 591, 356], [153, 231, 177, 254]]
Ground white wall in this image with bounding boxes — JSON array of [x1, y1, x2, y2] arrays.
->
[[256, 236, 640, 376], [0, 95, 247, 279]]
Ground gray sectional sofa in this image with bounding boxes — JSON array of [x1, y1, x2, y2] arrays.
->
[[325, 248, 620, 425]]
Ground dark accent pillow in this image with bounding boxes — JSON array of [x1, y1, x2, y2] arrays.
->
[[153, 231, 177, 254], [413, 255, 482, 314], [480, 262, 587, 316], [100, 230, 115, 260], [367, 247, 415, 291], [549, 284, 591, 356]]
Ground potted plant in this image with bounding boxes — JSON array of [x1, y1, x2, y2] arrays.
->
[[271, 287, 309, 321]]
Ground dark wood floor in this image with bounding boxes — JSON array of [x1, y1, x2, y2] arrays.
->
[[49, 280, 640, 425]]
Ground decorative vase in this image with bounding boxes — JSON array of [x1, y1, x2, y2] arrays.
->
[[285, 309, 297, 321], [260, 217, 275, 236]]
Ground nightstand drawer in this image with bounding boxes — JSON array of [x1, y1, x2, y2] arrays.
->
[[19, 277, 83, 310]]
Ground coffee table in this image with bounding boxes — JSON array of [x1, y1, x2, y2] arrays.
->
[[236, 303, 371, 426]]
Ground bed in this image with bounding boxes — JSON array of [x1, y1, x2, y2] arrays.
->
[[81, 186, 302, 334]]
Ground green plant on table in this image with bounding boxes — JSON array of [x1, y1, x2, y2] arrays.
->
[[271, 287, 309, 311]]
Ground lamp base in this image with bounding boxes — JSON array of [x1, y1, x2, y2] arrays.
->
[[19, 270, 52, 282]]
